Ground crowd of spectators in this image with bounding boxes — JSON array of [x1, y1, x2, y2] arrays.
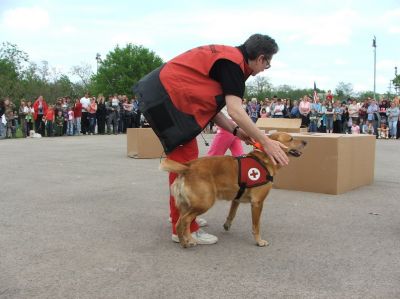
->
[[241, 92, 400, 139], [0, 93, 150, 139], [1, 91, 399, 140]]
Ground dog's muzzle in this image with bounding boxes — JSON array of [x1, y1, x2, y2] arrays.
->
[[288, 149, 302, 157]]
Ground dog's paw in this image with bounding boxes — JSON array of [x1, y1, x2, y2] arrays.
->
[[257, 240, 269, 247], [223, 222, 231, 231]]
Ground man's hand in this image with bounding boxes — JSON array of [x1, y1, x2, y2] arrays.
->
[[261, 138, 289, 166]]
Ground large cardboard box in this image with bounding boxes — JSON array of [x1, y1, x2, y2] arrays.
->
[[274, 133, 376, 195], [127, 128, 164, 159], [256, 118, 303, 133]]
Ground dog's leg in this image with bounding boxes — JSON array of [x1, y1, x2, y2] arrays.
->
[[176, 211, 198, 248], [223, 200, 240, 231], [251, 201, 268, 247]]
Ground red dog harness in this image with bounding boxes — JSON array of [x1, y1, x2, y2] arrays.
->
[[235, 155, 273, 200]]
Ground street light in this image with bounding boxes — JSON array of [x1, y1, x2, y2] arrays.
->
[[95, 53, 102, 74], [372, 36, 376, 100]]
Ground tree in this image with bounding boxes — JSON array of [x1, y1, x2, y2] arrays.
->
[[335, 82, 354, 101], [245, 76, 272, 99], [70, 62, 94, 90], [393, 75, 400, 95], [91, 44, 163, 96]]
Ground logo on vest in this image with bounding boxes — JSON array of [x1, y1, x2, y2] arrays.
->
[[248, 168, 260, 181]]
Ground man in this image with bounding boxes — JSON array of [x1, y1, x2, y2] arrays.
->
[[134, 34, 288, 245]]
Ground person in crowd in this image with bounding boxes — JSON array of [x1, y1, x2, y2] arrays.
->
[[366, 120, 375, 135], [55, 110, 64, 137], [333, 101, 343, 133], [67, 107, 74, 136], [325, 100, 334, 133], [379, 98, 389, 124], [377, 123, 389, 139], [80, 92, 91, 135], [18, 100, 28, 138], [326, 90, 333, 102], [123, 97, 134, 131], [309, 108, 319, 133], [96, 95, 107, 135], [134, 33, 288, 245], [73, 99, 82, 136], [367, 98, 379, 138], [272, 98, 285, 118], [44, 105, 55, 137], [351, 121, 360, 134], [106, 95, 119, 134], [132, 96, 141, 128], [260, 107, 268, 118], [319, 101, 327, 132], [290, 100, 300, 118], [348, 99, 359, 124], [25, 100, 34, 135], [87, 97, 97, 135], [299, 95, 311, 127], [247, 98, 259, 122], [118, 95, 125, 133], [386, 101, 399, 139], [5, 110, 17, 138], [61, 97, 69, 135], [0, 98, 6, 139], [207, 106, 245, 157], [33, 95, 48, 136], [359, 99, 369, 123]]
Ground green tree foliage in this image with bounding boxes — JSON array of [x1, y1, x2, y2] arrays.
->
[[335, 82, 354, 101], [92, 44, 163, 96]]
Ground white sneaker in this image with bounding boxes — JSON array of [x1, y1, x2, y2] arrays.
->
[[168, 217, 208, 227], [172, 229, 218, 245]]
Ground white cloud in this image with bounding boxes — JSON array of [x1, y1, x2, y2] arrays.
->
[[2, 7, 49, 31], [334, 58, 347, 65]]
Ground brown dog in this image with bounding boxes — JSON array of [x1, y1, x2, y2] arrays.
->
[[160, 132, 306, 248]]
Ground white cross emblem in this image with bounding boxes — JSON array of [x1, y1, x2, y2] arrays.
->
[[248, 168, 260, 181]]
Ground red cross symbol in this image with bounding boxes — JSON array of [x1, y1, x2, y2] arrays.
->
[[248, 168, 260, 181]]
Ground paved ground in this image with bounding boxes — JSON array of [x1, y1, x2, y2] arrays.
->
[[0, 134, 399, 299]]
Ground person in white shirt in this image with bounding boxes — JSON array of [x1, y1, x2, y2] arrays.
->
[[272, 98, 285, 118], [80, 92, 91, 134]]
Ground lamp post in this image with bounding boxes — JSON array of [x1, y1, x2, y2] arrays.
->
[[95, 53, 102, 74], [372, 36, 377, 100]]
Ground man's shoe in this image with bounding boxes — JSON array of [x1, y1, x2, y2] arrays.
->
[[168, 217, 207, 227], [172, 229, 218, 245]]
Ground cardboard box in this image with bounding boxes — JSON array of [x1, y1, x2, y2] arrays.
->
[[256, 118, 303, 133], [274, 133, 376, 195], [127, 128, 164, 159]]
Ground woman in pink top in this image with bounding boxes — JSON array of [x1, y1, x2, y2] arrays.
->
[[299, 95, 311, 128], [87, 97, 97, 135]]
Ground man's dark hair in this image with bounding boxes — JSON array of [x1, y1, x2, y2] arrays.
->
[[243, 34, 279, 60]]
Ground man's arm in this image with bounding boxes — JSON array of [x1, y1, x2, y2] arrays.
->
[[222, 95, 289, 166]]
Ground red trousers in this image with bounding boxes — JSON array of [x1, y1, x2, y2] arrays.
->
[[167, 138, 199, 235]]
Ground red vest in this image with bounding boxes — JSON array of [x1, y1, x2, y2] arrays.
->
[[160, 45, 253, 129], [235, 156, 273, 199], [134, 45, 253, 153]]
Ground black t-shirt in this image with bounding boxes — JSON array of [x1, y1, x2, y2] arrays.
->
[[209, 46, 247, 98]]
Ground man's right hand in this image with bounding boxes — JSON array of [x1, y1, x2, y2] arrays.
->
[[261, 137, 289, 166]]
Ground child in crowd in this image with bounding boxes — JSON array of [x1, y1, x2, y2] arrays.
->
[[55, 110, 64, 136], [308, 108, 319, 132], [366, 121, 374, 135], [378, 123, 389, 139], [45, 105, 55, 137], [5, 111, 16, 138], [259, 107, 268, 118], [351, 122, 360, 134], [67, 107, 74, 136]]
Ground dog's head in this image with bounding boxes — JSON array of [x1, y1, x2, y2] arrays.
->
[[250, 132, 307, 168], [268, 132, 307, 158]]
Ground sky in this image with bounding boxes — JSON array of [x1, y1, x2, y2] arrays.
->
[[1, 0, 399, 94]]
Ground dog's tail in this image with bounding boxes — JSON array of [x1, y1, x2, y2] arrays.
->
[[159, 159, 189, 174]]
